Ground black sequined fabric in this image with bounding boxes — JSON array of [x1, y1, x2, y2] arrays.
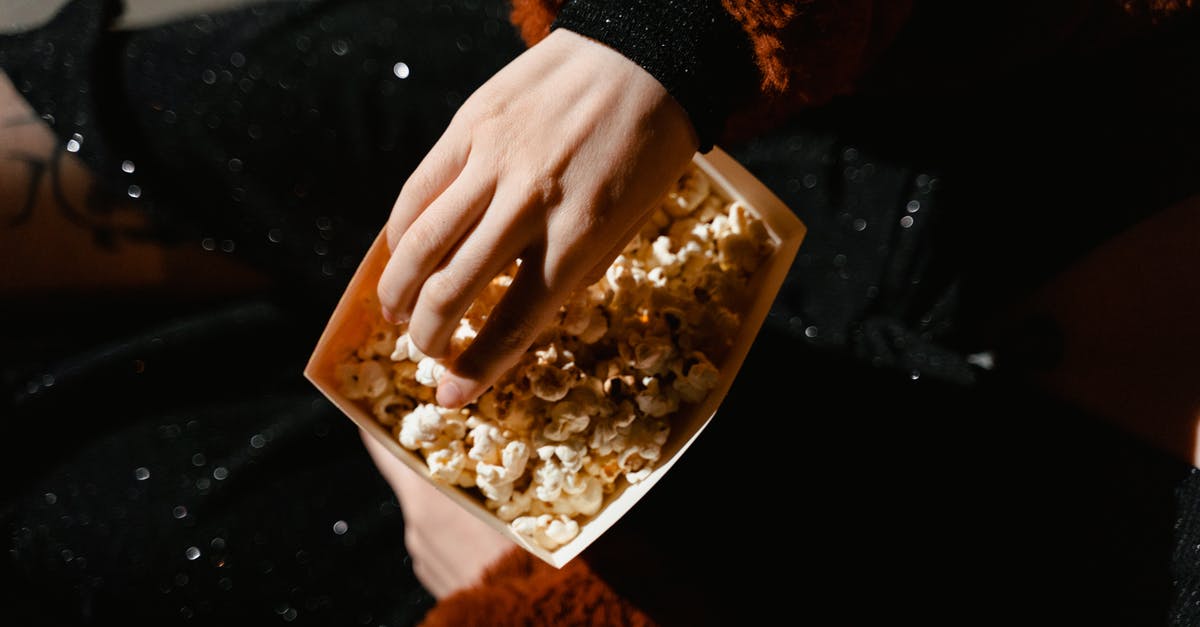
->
[[2, 1, 1200, 625], [552, 0, 758, 153]]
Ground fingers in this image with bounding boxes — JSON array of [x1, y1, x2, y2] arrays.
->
[[578, 207, 651, 288], [436, 256, 561, 408], [359, 429, 513, 599], [403, 199, 528, 359], [377, 158, 494, 326], [430, 201, 632, 408], [383, 127, 471, 252]]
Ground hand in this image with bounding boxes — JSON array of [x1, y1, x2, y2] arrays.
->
[[376, 28, 698, 409], [360, 430, 517, 599]]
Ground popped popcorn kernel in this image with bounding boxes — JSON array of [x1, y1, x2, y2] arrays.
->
[[414, 356, 447, 388], [512, 514, 580, 551]]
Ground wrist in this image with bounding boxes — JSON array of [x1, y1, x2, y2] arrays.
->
[[551, 0, 757, 152]]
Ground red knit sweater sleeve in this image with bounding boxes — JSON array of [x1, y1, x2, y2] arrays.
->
[[417, 548, 658, 627], [715, 0, 913, 139], [509, 0, 1195, 142], [509, 0, 914, 140]]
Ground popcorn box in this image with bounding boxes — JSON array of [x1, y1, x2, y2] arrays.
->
[[304, 147, 805, 568]]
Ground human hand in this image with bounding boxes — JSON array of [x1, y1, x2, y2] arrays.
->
[[360, 430, 516, 599], [376, 28, 698, 409]]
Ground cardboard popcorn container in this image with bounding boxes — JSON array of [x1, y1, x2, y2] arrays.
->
[[305, 147, 806, 568]]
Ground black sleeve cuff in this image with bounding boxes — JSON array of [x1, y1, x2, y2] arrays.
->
[[551, 0, 758, 153]]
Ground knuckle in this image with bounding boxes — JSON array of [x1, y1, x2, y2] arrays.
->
[[542, 254, 581, 292], [385, 219, 405, 251], [527, 173, 563, 207], [405, 325, 437, 358], [376, 280, 401, 311], [419, 270, 465, 319], [490, 307, 541, 354], [398, 218, 441, 257], [377, 265, 417, 314]]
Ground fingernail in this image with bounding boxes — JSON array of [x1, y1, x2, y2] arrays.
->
[[380, 308, 408, 325], [436, 377, 466, 409]]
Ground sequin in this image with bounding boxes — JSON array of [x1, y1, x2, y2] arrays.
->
[[20, 0, 1187, 622]]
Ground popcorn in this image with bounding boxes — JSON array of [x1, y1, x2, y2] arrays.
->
[[543, 392, 593, 442], [426, 440, 468, 484], [662, 163, 710, 217], [358, 325, 398, 360], [526, 344, 578, 402], [512, 514, 580, 551], [338, 163, 775, 551], [672, 353, 720, 404], [636, 376, 679, 418], [371, 394, 411, 427], [391, 332, 426, 363], [414, 357, 446, 387], [398, 403, 466, 451], [468, 417, 530, 503], [335, 359, 389, 400], [553, 474, 603, 517]]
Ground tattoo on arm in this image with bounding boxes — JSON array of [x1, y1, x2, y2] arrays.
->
[[4, 151, 45, 228], [2, 131, 156, 249]]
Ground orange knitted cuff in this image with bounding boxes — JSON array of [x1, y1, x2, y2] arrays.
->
[[418, 548, 657, 627]]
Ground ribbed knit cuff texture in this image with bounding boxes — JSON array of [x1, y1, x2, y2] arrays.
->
[[552, 0, 757, 152]]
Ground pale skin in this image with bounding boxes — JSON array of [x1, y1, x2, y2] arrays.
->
[[1, 25, 697, 599], [371, 27, 698, 596], [360, 430, 516, 599], [375, 28, 699, 410]]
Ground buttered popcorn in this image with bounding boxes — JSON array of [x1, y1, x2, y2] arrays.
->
[[337, 164, 775, 551]]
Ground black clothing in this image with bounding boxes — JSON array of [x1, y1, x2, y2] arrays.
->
[[3, 1, 1199, 625]]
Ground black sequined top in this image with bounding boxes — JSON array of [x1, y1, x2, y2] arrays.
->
[[2, 1, 1200, 626]]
